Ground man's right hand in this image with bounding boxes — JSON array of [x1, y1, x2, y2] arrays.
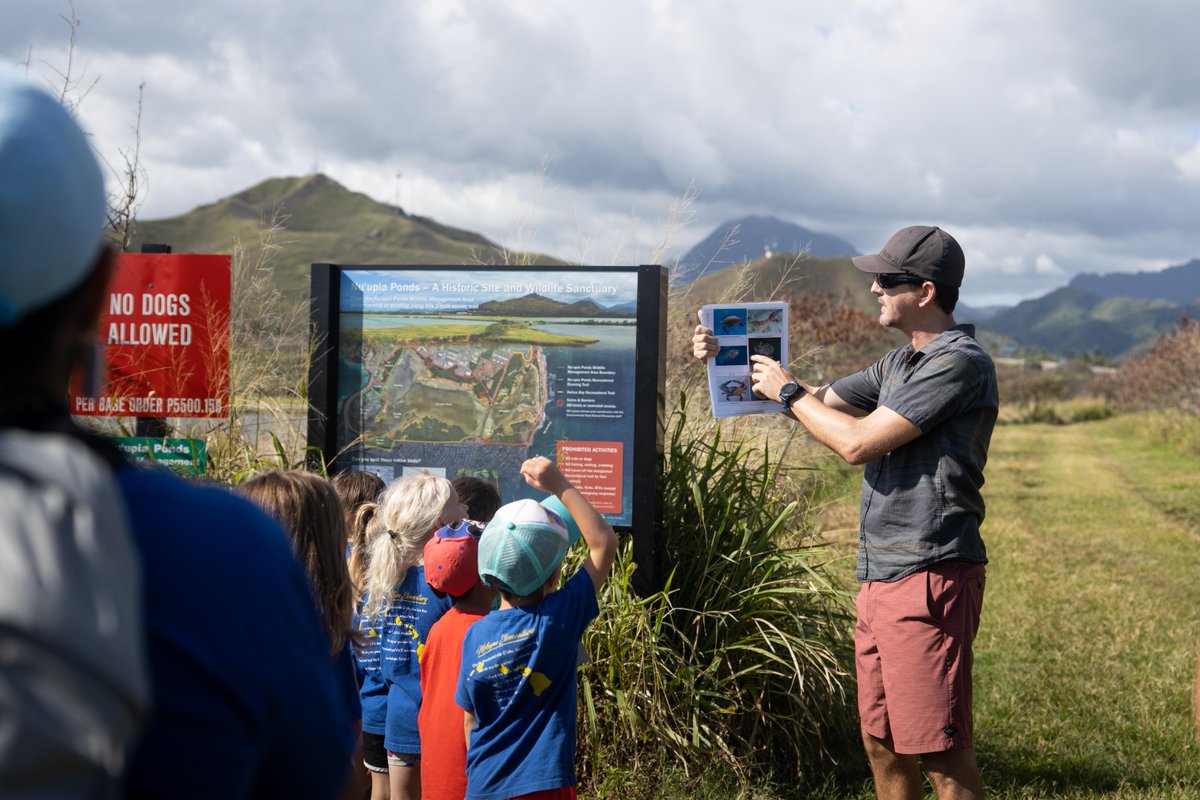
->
[[692, 310, 718, 361]]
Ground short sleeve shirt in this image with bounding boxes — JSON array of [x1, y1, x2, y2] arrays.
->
[[831, 324, 998, 582], [418, 607, 488, 800], [379, 567, 453, 753], [455, 570, 599, 800], [353, 594, 387, 735]]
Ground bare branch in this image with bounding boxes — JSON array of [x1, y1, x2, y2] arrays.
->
[[105, 82, 148, 252]]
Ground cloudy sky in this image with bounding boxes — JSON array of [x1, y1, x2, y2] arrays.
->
[[6, 0, 1199, 306]]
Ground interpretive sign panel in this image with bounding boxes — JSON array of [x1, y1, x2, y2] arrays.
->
[[308, 265, 665, 581]]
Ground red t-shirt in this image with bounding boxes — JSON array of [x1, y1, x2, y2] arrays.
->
[[418, 606, 487, 800]]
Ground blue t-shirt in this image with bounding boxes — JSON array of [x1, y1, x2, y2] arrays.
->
[[379, 566, 452, 753], [455, 569, 599, 800], [117, 466, 353, 800], [336, 643, 362, 724], [353, 594, 388, 735]]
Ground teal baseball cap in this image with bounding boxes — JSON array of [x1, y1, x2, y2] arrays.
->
[[478, 499, 570, 597], [539, 494, 582, 548]]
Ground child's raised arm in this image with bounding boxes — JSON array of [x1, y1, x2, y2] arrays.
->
[[519, 456, 617, 592]]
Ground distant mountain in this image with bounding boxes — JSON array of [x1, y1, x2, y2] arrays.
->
[[679, 250, 1199, 359], [675, 215, 859, 284], [977, 286, 1199, 357], [678, 252, 879, 316], [474, 293, 630, 318], [1067, 259, 1200, 304], [956, 302, 1008, 322], [130, 174, 563, 296]]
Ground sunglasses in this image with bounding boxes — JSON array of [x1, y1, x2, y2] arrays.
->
[[874, 272, 927, 290]]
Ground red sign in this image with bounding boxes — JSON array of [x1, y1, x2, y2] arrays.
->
[[72, 253, 231, 418], [555, 440, 624, 514]]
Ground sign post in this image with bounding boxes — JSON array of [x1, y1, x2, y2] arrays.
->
[[135, 243, 172, 438]]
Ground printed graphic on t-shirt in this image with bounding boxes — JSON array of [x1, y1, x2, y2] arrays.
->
[[382, 590, 435, 668], [466, 625, 553, 697], [353, 615, 382, 671]]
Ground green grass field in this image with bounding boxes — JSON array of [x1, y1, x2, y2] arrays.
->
[[807, 415, 1200, 799], [969, 417, 1200, 799]]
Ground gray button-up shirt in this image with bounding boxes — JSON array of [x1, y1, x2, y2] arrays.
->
[[831, 324, 998, 582]]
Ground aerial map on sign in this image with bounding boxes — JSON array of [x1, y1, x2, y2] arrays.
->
[[344, 324, 591, 447], [336, 269, 640, 525]]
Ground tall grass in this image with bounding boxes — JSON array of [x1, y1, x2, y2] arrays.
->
[[142, 209, 320, 482], [575, 390, 856, 793]]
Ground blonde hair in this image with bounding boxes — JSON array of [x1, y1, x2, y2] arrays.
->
[[360, 473, 453, 619]]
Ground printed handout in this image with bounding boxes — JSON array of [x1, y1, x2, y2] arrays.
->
[[701, 301, 789, 418]]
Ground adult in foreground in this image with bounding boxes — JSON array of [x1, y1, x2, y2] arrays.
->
[[0, 75, 149, 796], [0, 74, 352, 798], [694, 225, 997, 800]]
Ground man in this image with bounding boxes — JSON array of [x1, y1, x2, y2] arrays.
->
[[0, 74, 353, 798], [693, 225, 997, 800]]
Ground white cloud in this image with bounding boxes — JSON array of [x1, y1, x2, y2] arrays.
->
[[6, 0, 1200, 306], [1034, 254, 1063, 276], [1175, 141, 1200, 181]]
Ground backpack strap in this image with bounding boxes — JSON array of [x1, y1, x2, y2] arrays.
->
[[0, 425, 149, 795]]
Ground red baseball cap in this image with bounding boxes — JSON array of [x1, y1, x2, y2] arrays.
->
[[423, 520, 483, 597]]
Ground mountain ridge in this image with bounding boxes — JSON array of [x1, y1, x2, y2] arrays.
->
[[675, 215, 859, 284], [474, 292, 632, 318], [129, 174, 563, 296], [127, 176, 1200, 358], [1066, 259, 1200, 304]]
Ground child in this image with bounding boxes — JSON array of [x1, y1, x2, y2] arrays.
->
[[452, 474, 502, 523], [417, 520, 494, 800], [332, 469, 386, 589], [237, 470, 362, 796], [360, 473, 467, 800], [456, 456, 617, 800], [341, 477, 390, 800]]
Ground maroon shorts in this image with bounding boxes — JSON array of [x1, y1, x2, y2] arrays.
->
[[855, 561, 985, 754], [508, 788, 576, 800]]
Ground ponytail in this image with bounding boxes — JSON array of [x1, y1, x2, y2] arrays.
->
[[348, 501, 378, 593], [360, 473, 453, 619]]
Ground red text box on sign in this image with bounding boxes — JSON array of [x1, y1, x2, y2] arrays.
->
[[555, 440, 623, 514]]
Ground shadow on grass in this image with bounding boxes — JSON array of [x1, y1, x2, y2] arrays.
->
[[979, 742, 1165, 796], [799, 740, 1193, 799]]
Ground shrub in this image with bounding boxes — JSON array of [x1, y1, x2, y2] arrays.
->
[[999, 396, 1116, 426], [575, 391, 856, 792], [1101, 316, 1200, 414]]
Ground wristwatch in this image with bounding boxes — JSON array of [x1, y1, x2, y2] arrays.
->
[[777, 381, 805, 409]]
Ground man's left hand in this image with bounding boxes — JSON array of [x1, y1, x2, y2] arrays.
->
[[749, 355, 795, 402]]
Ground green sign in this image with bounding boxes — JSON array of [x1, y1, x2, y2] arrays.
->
[[109, 437, 207, 477]]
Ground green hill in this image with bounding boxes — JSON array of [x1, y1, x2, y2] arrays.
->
[[474, 293, 629, 318], [673, 253, 879, 315], [128, 174, 564, 296], [977, 286, 1199, 357]]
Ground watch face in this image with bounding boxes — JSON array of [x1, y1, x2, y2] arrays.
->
[[779, 383, 800, 405]]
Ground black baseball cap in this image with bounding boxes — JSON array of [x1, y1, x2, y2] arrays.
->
[[851, 225, 965, 288]]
